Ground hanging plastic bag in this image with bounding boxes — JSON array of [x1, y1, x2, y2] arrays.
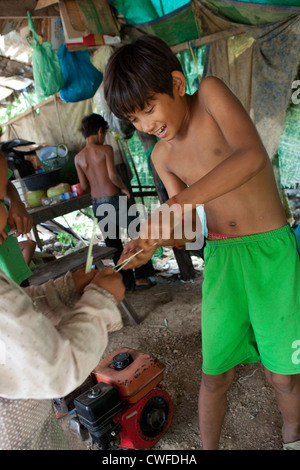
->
[[26, 11, 64, 98], [57, 44, 103, 103]]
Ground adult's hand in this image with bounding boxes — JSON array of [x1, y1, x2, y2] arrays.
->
[[90, 267, 125, 304]]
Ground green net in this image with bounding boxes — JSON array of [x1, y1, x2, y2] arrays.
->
[[176, 45, 206, 94], [278, 103, 300, 188]]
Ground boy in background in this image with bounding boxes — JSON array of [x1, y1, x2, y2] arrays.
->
[[75, 113, 156, 292], [103, 35, 300, 450]]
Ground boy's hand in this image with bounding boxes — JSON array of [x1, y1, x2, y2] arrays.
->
[[8, 200, 33, 237], [0, 203, 9, 241], [0, 200, 33, 245], [90, 267, 125, 304], [121, 188, 131, 199], [117, 238, 157, 270]]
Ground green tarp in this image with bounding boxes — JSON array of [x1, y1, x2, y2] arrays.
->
[[112, 1, 201, 46], [111, 0, 190, 23], [200, 0, 300, 25]]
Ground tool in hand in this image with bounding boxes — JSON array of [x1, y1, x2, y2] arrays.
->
[[85, 218, 98, 273], [113, 242, 158, 272]]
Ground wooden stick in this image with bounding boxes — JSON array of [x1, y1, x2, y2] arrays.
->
[[85, 218, 98, 273]]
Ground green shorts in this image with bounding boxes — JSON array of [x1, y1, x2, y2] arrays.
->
[[201, 225, 300, 375]]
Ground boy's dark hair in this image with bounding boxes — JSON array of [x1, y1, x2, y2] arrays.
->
[[103, 35, 183, 121], [80, 113, 108, 138]]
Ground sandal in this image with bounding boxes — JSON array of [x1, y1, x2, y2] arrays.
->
[[135, 277, 157, 290], [283, 440, 300, 450]]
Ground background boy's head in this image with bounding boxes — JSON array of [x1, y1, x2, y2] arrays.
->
[[80, 113, 109, 139], [103, 35, 183, 121]]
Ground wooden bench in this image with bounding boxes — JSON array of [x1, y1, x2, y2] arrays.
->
[[29, 244, 140, 324]]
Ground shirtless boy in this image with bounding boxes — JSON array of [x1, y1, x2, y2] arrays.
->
[[75, 113, 155, 291], [103, 35, 300, 450]]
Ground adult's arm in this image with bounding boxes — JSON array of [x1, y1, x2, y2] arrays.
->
[[0, 270, 122, 399]]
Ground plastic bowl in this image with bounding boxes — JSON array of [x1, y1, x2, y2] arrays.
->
[[39, 144, 68, 161]]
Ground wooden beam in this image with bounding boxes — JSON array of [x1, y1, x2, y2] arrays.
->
[[0, 55, 33, 79], [0, 1, 59, 19], [171, 27, 246, 53], [1, 95, 55, 127]]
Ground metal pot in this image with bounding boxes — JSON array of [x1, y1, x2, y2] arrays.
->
[[22, 169, 61, 191]]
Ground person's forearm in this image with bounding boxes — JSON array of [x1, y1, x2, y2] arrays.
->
[[7, 180, 24, 205], [78, 178, 90, 192], [0, 281, 122, 399]]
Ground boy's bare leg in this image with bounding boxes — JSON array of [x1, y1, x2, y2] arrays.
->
[[264, 369, 300, 445], [198, 368, 235, 450]]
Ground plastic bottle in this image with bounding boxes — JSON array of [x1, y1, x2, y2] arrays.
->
[[42, 192, 74, 206]]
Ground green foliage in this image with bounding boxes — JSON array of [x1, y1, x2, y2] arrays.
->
[[0, 90, 45, 128], [56, 231, 77, 252]]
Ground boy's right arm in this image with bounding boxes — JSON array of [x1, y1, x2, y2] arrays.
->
[[105, 147, 130, 198]]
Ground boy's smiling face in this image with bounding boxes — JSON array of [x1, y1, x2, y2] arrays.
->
[[127, 71, 188, 142], [127, 93, 175, 139]]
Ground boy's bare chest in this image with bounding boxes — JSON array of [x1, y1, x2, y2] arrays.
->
[[160, 103, 231, 184], [166, 132, 229, 186]]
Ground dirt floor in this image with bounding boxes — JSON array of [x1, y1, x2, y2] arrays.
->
[[55, 248, 284, 452]]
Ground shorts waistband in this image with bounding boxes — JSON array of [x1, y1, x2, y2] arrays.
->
[[207, 230, 239, 241], [206, 224, 291, 246], [91, 193, 120, 204]]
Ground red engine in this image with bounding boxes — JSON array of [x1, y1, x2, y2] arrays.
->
[[73, 348, 173, 450]]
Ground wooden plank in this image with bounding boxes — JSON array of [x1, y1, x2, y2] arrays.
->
[[35, 0, 59, 10], [1, 95, 55, 127], [28, 193, 92, 225], [171, 27, 246, 53], [0, 56, 33, 79], [0, 1, 59, 18], [29, 244, 116, 284], [59, 0, 86, 39], [77, 0, 119, 36]]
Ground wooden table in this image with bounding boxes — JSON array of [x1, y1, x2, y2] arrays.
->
[[28, 193, 92, 226], [28, 194, 92, 249], [29, 244, 113, 284]]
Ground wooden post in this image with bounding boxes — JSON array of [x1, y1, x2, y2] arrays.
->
[[136, 131, 196, 280]]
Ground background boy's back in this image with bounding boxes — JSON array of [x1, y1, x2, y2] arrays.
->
[[75, 142, 123, 198]]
